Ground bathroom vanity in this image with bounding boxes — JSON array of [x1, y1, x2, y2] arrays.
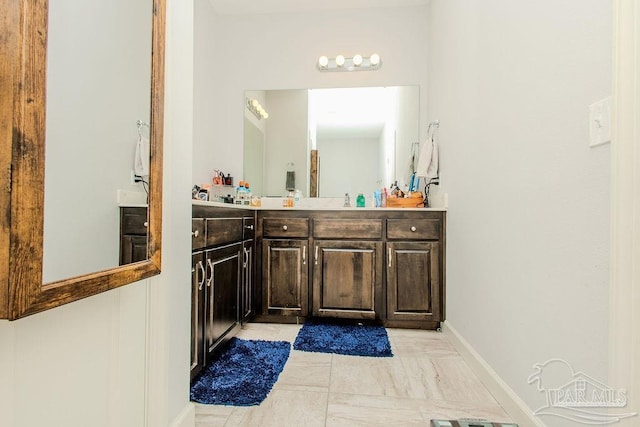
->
[[190, 201, 446, 378]]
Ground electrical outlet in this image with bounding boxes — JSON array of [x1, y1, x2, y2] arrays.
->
[[130, 170, 136, 185]]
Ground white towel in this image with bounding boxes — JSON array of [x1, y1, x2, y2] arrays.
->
[[134, 135, 150, 176], [416, 137, 439, 179]]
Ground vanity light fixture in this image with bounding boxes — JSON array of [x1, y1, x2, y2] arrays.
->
[[246, 98, 269, 120], [316, 53, 382, 72]]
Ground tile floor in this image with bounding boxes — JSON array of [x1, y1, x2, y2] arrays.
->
[[194, 323, 512, 427]]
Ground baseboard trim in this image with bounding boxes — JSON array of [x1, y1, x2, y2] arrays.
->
[[169, 402, 195, 427], [441, 321, 545, 427]]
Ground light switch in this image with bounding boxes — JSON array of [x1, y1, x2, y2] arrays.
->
[[589, 96, 611, 147]]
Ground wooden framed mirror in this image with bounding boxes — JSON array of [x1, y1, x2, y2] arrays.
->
[[0, 0, 165, 320]]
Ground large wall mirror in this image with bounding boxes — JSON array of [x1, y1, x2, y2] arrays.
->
[[243, 86, 419, 198], [0, 0, 165, 320]]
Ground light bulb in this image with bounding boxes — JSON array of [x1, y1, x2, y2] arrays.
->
[[318, 56, 329, 68], [263, 112, 269, 119], [251, 99, 259, 108], [353, 54, 363, 66], [335, 55, 345, 67], [370, 53, 380, 66]]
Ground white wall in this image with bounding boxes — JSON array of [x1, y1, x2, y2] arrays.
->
[[394, 86, 420, 187], [317, 136, 381, 198], [0, 0, 194, 426], [193, 5, 430, 187], [264, 90, 308, 196], [428, 1, 611, 425]]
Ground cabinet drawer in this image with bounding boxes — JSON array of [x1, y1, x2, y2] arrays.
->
[[313, 219, 382, 239], [206, 218, 243, 247], [243, 217, 255, 240], [262, 217, 309, 238], [121, 207, 148, 235], [386, 219, 440, 240], [192, 219, 206, 250]]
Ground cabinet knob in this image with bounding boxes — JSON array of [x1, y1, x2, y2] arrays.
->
[[245, 224, 254, 230], [410, 226, 417, 232], [192, 229, 199, 238], [282, 225, 288, 231], [144, 221, 149, 227]]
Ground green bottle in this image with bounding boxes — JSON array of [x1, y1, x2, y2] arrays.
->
[[356, 193, 365, 207]]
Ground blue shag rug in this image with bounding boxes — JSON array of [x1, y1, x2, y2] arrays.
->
[[190, 337, 291, 406], [293, 319, 393, 357]]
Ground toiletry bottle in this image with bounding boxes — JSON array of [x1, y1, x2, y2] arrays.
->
[[244, 182, 251, 205], [294, 189, 302, 206], [356, 193, 365, 208], [235, 180, 245, 204], [381, 188, 387, 207], [344, 193, 351, 207]]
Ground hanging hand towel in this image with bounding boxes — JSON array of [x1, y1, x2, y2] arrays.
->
[[416, 137, 439, 179], [134, 135, 150, 176]]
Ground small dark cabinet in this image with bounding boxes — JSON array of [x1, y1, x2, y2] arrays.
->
[[312, 240, 382, 320], [119, 207, 148, 265], [204, 244, 241, 358], [386, 241, 440, 322], [262, 239, 309, 317], [190, 252, 205, 380]]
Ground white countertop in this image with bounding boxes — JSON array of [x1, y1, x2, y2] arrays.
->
[[192, 199, 447, 212]]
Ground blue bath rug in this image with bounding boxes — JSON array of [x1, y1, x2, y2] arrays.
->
[[293, 319, 393, 357], [190, 338, 291, 406]]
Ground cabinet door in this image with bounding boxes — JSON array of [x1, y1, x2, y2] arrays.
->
[[312, 240, 382, 320], [262, 239, 309, 317], [241, 239, 254, 324], [204, 244, 241, 359], [190, 252, 205, 380], [386, 242, 440, 322], [120, 235, 148, 265]]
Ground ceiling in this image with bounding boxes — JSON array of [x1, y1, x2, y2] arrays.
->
[[209, 0, 429, 15]]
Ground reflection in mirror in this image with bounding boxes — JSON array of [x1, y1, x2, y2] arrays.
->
[[242, 86, 419, 198], [42, 0, 153, 283]]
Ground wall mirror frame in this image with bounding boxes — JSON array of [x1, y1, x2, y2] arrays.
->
[[0, 0, 165, 320]]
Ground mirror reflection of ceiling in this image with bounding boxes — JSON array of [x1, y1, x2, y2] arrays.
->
[[312, 87, 390, 139], [209, 0, 429, 15]]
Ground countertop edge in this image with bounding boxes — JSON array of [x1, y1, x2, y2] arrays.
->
[[192, 200, 447, 212]]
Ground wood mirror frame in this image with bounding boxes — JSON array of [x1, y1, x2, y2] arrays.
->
[[0, 0, 165, 320]]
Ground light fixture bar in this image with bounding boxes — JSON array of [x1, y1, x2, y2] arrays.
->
[[246, 98, 269, 120], [317, 53, 382, 72]]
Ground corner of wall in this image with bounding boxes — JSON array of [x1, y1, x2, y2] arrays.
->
[[442, 321, 545, 427], [170, 402, 195, 427]]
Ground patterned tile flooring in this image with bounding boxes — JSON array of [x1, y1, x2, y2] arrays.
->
[[194, 323, 511, 426]]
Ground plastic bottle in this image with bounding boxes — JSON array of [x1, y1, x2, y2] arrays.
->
[[244, 182, 251, 205], [235, 180, 245, 204], [356, 193, 365, 207], [381, 188, 387, 208]]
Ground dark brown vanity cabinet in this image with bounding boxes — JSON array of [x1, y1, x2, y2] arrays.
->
[[191, 206, 254, 381], [260, 217, 310, 318], [190, 252, 206, 380], [204, 244, 241, 358], [385, 218, 444, 327], [386, 242, 440, 323], [119, 207, 148, 265], [311, 219, 383, 320], [241, 217, 255, 324], [255, 210, 445, 329]]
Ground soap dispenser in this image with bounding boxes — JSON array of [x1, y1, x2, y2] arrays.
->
[[343, 193, 351, 207]]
